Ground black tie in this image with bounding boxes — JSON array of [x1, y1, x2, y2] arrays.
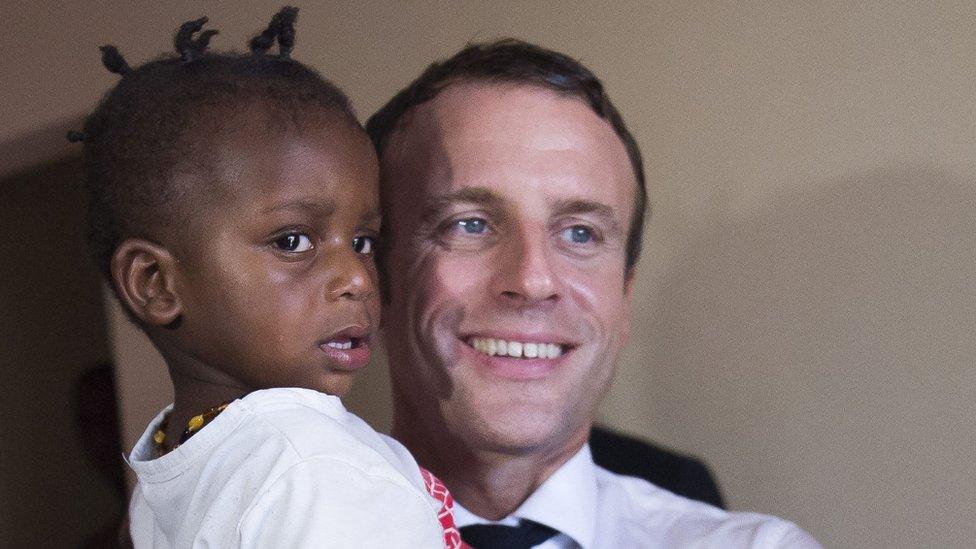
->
[[459, 519, 559, 549]]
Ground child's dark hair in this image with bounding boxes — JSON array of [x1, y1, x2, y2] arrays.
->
[[366, 39, 647, 273], [70, 7, 358, 282]]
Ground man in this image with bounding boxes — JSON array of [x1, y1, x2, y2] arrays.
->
[[367, 40, 820, 548]]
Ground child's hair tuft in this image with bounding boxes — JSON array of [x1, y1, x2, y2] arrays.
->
[[99, 45, 131, 76], [174, 16, 219, 63], [249, 6, 299, 58]]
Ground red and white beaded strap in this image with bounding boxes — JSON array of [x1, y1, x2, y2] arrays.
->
[[419, 467, 466, 549]]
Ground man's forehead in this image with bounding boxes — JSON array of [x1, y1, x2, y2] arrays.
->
[[380, 82, 634, 197], [402, 83, 615, 148]]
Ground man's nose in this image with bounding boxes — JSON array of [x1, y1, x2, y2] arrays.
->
[[491, 230, 558, 305], [323, 247, 374, 302]]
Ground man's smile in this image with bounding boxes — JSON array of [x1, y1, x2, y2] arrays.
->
[[467, 337, 565, 359], [456, 329, 582, 381]]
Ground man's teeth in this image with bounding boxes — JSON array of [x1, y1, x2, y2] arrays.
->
[[469, 337, 563, 359], [326, 340, 353, 350]]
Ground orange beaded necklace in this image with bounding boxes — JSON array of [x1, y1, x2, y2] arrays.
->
[[153, 399, 236, 457]]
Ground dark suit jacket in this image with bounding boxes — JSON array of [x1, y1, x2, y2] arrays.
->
[[589, 426, 726, 509]]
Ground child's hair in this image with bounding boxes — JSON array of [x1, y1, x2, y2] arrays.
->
[[69, 7, 358, 283]]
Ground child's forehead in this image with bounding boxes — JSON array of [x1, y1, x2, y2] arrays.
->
[[209, 98, 359, 144], [200, 99, 356, 155], [184, 119, 377, 211]]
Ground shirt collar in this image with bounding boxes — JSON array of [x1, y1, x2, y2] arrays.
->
[[453, 445, 598, 549]]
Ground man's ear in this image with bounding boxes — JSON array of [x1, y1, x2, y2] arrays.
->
[[110, 238, 183, 327]]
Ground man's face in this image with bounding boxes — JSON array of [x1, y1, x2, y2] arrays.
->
[[381, 83, 636, 455]]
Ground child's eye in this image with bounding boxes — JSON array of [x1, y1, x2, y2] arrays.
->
[[560, 225, 596, 244], [352, 236, 375, 254], [273, 233, 313, 253]]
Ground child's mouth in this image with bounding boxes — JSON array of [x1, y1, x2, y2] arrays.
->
[[318, 325, 372, 370], [323, 337, 364, 350]]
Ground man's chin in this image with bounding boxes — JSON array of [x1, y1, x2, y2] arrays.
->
[[449, 404, 583, 457], [468, 432, 561, 457]]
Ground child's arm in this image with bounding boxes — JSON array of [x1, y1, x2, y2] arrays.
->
[[238, 456, 445, 548]]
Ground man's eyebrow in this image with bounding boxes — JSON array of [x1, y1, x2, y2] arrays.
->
[[420, 187, 506, 222], [552, 198, 625, 236]]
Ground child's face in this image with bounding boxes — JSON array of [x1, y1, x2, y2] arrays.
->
[[171, 118, 381, 397]]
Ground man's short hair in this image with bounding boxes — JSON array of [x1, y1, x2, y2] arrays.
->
[[365, 39, 648, 273]]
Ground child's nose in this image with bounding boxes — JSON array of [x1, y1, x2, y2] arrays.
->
[[323, 249, 374, 302]]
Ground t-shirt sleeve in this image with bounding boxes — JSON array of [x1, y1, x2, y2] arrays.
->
[[237, 455, 445, 548], [746, 518, 823, 549], [770, 523, 824, 549]]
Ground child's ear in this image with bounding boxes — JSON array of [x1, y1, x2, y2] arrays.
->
[[110, 238, 183, 327]]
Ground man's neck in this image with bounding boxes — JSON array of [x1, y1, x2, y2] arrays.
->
[[392, 409, 588, 520]]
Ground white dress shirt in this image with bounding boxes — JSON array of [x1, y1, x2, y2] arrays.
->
[[126, 388, 446, 548], [453, 445, 821, 549]]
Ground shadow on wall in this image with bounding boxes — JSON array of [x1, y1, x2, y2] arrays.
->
[[638, 166, 976, 548], [0, 116, 86, 180], [0, 157, 123, 547]]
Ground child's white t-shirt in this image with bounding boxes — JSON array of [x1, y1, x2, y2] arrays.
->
[[126, 387, 447, 548]]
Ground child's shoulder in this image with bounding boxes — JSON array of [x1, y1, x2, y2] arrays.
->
[[128, 391, 446, 548], [230, 387, 414, 476], [236, 387, 374, 447], [238, 386, 349, 424]]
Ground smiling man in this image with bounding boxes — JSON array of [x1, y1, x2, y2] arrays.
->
[[367, 40, 820, 548]]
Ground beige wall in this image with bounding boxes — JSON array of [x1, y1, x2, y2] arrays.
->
[[3, 1, 975, 547]]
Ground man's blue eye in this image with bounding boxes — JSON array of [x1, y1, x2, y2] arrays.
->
[[456, 218, 487, 234], [274, 233, 313, 252], [563, 226, 594, 244], [353, 236, 375, 254]]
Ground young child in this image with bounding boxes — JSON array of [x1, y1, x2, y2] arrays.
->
[[70, 8, 461, 548]]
